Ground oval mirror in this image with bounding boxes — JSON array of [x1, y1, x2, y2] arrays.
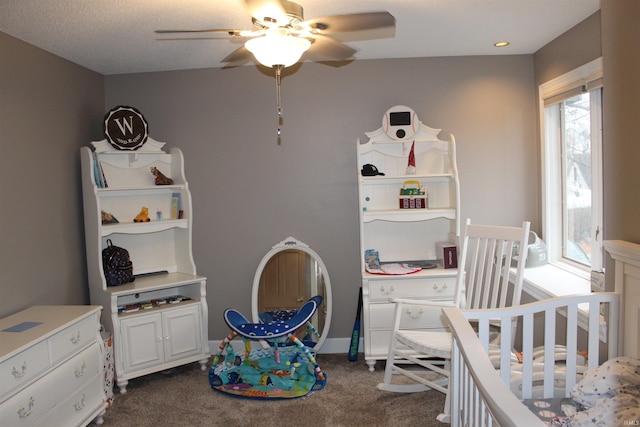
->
[[251, 237, 332, 351]]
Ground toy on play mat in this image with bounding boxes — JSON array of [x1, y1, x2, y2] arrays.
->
[[209, 296, 326, 400]]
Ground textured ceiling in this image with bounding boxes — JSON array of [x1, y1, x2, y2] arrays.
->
[[0, 0, 599, 75]]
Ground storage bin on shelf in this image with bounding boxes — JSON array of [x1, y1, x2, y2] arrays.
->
[[399, 180, 427, 209]]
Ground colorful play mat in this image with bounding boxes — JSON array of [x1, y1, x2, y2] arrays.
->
[[209, 296, 326, 400]]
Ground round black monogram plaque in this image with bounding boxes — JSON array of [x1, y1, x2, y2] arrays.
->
[[103, 106, 149, 150]]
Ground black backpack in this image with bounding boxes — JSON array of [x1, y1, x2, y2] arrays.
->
[[102, 239, 135, 286]]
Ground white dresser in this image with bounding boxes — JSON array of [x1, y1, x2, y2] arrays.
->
[[0, 305, 106, 426]]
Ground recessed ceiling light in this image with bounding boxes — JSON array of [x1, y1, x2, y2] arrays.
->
[[494, 41, 510, 47]]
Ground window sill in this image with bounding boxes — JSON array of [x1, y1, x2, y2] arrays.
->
[[517, 263, 591, 301]]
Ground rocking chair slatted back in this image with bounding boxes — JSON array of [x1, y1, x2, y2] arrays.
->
[[456, 219, 530, 311]]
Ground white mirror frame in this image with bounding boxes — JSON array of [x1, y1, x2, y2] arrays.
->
[[251, 236, 332, 351]]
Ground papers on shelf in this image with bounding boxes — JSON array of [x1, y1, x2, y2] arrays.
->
[[366, 263, 422, 275]]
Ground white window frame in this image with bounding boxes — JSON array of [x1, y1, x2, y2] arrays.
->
[[538, 58, 604, 277]]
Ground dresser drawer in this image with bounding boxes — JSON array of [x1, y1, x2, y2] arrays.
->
[[49, 315, 98, 364], [0, 363, 59, 425], [0, 340, 50, 400], [366, 276, 455, 302], [37, 375, 103, 427], [0, 342, 102, 426], [54, 342, 102, 398], [369, 302, 447, 330]]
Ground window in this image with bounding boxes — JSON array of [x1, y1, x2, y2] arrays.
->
[[539, 58, 603, 274]]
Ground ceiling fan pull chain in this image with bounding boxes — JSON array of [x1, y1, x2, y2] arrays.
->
[[275, 64, 283, 144]]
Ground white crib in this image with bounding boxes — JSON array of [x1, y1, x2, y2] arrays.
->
[[443, 240, 640, 426]]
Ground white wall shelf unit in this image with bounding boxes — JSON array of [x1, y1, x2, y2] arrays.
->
[[81, 137, 209, 393], [357, 109, 461, 371]]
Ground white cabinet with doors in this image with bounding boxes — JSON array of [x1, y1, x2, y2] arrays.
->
[[120, 303, 203, 373], [80, 138, 209, 393], [357, 106, 461, 371]]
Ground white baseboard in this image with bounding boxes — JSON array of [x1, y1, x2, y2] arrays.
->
[[208, 337, 363, 355]]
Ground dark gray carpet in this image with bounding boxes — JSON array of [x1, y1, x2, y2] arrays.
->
[[100, 354, 446, 427]]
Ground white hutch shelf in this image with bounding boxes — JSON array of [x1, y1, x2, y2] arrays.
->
[[357, 106, 461, 371], [80, 137, 209, 393]]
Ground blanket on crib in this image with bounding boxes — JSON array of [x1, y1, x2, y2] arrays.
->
[[550, 356, 640, 426]]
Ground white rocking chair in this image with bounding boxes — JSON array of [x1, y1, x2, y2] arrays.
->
[[377, 218, 530, 423]]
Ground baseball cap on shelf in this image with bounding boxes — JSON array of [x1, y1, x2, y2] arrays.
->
[[361, 164, 385, 176]]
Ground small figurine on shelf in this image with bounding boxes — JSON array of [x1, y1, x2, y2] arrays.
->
[[101, 210, 119, 224], [134, 207, 150, 222], [406, 141, 416, 175], [150, 166, 174, 185]]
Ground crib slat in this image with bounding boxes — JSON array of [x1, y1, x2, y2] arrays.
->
[[521, 312, 534, 399], [565, 303, 578, 393], [499, 314, 512, 387], [451, 336, 462, 423], [588, 302, 600, 369], [543, 307, 556, 397]]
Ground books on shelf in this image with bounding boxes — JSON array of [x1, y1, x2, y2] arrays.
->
[[93, 152, 108, 188], [117, 295, 192, 314]]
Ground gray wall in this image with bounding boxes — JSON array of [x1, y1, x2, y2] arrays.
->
[[0, 32, 104, 318], [104, 56, 537, 340], [601, 0, 640, 242], [534, 11, 602, 86], [6, 4, 631, 345]]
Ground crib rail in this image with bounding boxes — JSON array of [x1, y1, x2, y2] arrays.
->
[[444, 292, 620, 427]]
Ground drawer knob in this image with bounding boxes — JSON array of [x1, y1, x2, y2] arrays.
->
[[406, 308, 425, 319], [17, 396, 35, 418], [12, 362, 27, 378], [69, 330, 81, 345], [433, 283, 449, 292], [74, 361, 87, 377], [380, 285, 395, 295], [74, 394, 87, 411]]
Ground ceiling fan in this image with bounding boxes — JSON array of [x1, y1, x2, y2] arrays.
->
[[156, 0, 396, 142]]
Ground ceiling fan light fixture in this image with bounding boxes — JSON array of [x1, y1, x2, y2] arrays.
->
[[245, 30, 311, 67]]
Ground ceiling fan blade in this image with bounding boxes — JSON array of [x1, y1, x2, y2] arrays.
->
[[221, 46, 254, 68], [155, 28, 248, 37], [305, 11, 395, 34], [306, 34, 356, 61]]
